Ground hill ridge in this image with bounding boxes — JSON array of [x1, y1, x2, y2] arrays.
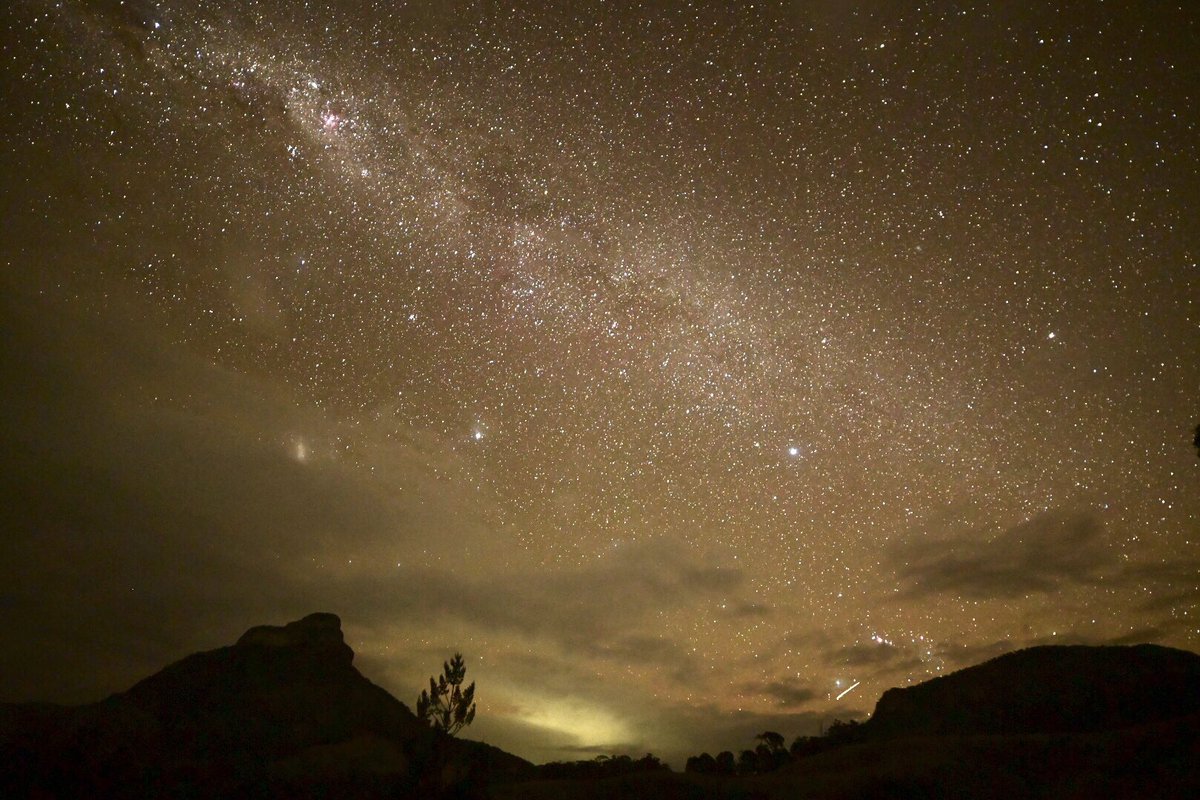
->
[[868, 642, 1200, 737], [0, 612, 531, 799]]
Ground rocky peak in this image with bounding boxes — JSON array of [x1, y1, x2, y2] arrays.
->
[[237, 612, 350, 656]]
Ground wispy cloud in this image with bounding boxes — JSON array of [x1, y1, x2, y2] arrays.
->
[[894, 510, 1117, 599]]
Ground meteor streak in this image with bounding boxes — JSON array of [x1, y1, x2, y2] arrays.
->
[[835, 681, 860, 700]]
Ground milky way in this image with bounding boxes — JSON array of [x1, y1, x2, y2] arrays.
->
[[1, 0, 1197, 765]]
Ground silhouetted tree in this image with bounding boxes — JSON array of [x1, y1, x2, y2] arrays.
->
[[542, 753, 668, 780], [755, 731, 786, 753], [749, 731, 790, 772], [790, 734, 825, 759], [825, 718, 866, 746], [684, 724, 870, 778], [635, 753, 667, 772], [416, 652, 477, 736]]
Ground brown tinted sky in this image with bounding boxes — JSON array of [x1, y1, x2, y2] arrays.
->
[[1, 0, 1197, 766]]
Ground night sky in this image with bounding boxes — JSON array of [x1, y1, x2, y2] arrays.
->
[[1, 0, 1197, 766]]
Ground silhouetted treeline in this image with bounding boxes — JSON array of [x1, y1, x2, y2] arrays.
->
[[684, 720, 867, 776], [789, 718, 867, 759], [536, 753, 669, 780]]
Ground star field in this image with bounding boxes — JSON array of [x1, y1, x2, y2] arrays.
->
[[1, 0, 1197, 765]]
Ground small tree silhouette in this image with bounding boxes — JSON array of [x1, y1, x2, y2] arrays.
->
[[755, 731, 786, 753], [417, 652, 477, 735], [753, 730, 789, 772]]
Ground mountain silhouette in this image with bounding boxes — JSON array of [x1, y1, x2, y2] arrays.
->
[[0, 613, 531, 799], [867, 643, 1200, 737], [496, 643, 1200, 800], [5, 627, 1200, 799]]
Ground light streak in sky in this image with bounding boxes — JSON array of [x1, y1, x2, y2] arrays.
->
[[836, 681, 860, 701]]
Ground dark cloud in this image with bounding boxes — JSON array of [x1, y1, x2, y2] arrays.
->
[[730, 602, 772, 618], [894, 510, 1117, 599], [891, 511, 1200, 657], [1122, 560, 1200, 613], [337, 536, 744, 675], [1107, 627, 1169, 645], [1140, 587, 1200, 613], [829, 641, 922, 672], [552, 743, 644, 757], [581, 635, 693, 669], [754, 679, 817, 708], [781, 629, 836, 651]]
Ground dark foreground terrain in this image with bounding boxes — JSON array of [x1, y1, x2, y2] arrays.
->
[[494, 643, 1200, 800], [2, 615, 1198, 799], [0, 613, 531, 798], [492, 713, 1200, 800]]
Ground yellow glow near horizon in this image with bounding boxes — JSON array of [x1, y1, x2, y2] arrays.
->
[[506, 690, 632, 747]]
